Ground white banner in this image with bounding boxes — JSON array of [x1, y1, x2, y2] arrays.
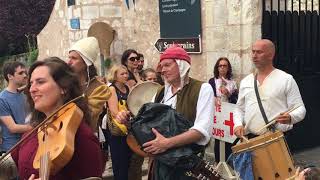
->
[[212, 102, 237, 143]]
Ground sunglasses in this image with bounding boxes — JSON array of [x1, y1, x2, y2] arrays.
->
[[128, 57, 139, 62]]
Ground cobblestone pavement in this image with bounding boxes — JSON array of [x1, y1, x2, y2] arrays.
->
[[103, 157, 149, 180], [293, 146, 320, 168]]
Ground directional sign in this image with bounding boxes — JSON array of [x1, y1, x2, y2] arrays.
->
[[154, 36, 201, 54]]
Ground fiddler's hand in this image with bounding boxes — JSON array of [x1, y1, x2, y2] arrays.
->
[[142, 128, 170, 155], [276, 112, 291, 124], [115, 110, 131, 125], [234, 126, 244, 138]]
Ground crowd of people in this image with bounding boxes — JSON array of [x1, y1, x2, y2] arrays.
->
[[0, 37, 317, 180]]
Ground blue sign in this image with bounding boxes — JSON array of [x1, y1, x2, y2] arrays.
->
[[70, 18, 80, 29]]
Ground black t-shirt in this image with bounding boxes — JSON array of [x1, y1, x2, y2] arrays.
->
[[110, 83, 129, 101]]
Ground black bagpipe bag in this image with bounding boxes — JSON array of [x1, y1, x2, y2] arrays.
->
[[130, 102, 204, 169]]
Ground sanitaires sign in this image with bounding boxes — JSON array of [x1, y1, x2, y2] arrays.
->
[[157, 0, 202, 53], [154, 36, 201, 53]]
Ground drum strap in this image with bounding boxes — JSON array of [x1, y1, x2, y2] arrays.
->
[[254, 74, 275, 131]]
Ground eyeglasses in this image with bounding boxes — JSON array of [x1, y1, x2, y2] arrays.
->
[[128, 57, 139, 62], [218, 65, 228, 68]]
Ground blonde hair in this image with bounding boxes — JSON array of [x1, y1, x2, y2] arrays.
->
[[107, 64, 128, 83]]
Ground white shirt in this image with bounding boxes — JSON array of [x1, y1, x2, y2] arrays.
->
[[214, 77, 237, 101], [161, 83, 214, 145], [234, 69, 306, 135]]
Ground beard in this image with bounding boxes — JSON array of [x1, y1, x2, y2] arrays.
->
[[16, 81, 27, 88], [137, 65, 143, 71]]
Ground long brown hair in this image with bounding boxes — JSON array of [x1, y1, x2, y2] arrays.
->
[[213, 57, 233, 80], [26, 57, 90, 126]]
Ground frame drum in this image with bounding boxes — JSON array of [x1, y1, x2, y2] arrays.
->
[[232, 131, 296, 180], [126, 82, 161, 157], [127, 82, 161, 116]]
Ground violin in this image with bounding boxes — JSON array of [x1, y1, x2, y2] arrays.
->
[[0, 96, 84, 180], [34, 102, 83, 179]]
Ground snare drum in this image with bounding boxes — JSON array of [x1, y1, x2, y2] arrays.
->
[[232, 131, 296, 180]]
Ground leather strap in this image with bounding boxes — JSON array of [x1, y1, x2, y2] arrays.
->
[[254, 74, 275, 131]]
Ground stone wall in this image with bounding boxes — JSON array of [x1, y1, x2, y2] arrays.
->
[[37, 0, 69, 61], [203, 0, 262, 81], [38, 0, 263, 81]]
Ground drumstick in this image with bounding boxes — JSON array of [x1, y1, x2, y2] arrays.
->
[[241, 136, 249, 142], [257, 106, 300, 133]]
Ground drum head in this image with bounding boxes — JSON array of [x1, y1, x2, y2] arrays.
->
[[127, 82, 161, 116]]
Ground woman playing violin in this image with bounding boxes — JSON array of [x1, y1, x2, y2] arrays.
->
[[11, 57, 104, 179]]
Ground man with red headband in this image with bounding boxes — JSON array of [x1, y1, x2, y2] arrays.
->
[[145, 45, 215, 179], [143, 45, 214, 154]]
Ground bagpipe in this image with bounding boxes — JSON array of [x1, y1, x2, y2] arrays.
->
[[125, 82, 221, 180]]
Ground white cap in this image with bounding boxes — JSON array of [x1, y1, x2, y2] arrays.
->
[[69, 37, 100, 67]]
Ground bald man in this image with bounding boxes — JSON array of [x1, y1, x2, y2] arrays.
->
[[234, 39, 306, 137]]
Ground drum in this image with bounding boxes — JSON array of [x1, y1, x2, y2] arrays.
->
[[126, 82, 161, 157], [232, 131, 296, 180], [127, 81, 161, 116]]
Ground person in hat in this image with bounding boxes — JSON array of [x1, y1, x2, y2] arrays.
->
[[117, 45, 215, 179], [68, 37, 111, 132]]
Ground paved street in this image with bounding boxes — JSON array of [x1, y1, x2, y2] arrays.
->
[[103, 157, 149, 180], [293, 146, 320, 167]]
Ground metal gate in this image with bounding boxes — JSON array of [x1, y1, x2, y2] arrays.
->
[[262, 0, 320, 152]]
